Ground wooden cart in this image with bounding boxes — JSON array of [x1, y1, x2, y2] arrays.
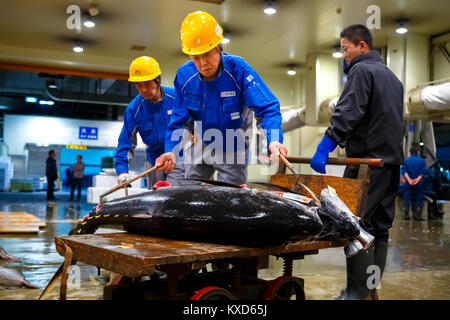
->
[[53, 157, 382, 300]]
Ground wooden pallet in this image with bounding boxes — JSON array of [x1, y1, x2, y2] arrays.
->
[[0, 211, 46, 233]]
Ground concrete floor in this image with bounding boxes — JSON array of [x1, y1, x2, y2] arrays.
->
[[0, 190, 448, 300]]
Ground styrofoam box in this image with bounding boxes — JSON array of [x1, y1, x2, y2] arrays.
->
[[87, 187, 148, 204], [93, 175, 143, 188], [93, 170, 144, 188]]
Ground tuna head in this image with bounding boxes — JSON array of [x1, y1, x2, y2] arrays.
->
[[319, 187, 360, 239]]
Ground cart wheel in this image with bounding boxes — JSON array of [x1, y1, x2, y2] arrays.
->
[[190, 286, 235, 300], [263, 276, 305, 300]]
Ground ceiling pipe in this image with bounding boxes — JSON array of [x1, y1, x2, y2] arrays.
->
[[46, 87, 129, 106]]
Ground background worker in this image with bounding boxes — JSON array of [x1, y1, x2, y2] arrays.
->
[[115, 56, 186, 188], [310, 24, 404, 299], [69, 155, 85, 201], [155, 11, 287, 185], [401, 144, 427, 221], [423, 160, 445, 220], [45, 149, 58, 201]]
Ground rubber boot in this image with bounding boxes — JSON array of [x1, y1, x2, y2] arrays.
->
[[413, 206, 425, 221], [336, 245, 375, 300], [433, 202, 445, 219], [403, 206, 410, 220], [371, 240, 388, 299], [427, 205, 437, 220]]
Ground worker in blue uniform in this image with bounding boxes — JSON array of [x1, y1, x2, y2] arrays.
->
[[115, 56, 186, 188], [155, 11, 287, 185], [423, 161, 445, 220], [310, 25, 404, 300], [401, 144, 427, 221]]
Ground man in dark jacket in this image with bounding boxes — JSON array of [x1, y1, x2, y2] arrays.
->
[[46, 149, 58, 201], [310, 24, 404, 299]]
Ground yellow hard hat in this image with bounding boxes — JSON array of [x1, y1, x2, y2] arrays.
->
[[128, 56, 161, 82], [180, 11, 223, 55]]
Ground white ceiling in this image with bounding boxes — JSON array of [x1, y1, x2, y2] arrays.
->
[[0, 0, 449, 76]]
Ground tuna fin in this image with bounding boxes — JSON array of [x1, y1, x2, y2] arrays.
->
[[190, 179, 243, 188]]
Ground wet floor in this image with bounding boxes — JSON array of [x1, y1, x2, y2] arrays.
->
[[0, 190, 449, 300]]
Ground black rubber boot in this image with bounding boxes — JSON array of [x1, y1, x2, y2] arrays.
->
[[403, 206, 410, 220], [413, 207, 425, 221], [371, 240, 388, 299], [336, 245, 375, 300], [428, 205, 437, 220]]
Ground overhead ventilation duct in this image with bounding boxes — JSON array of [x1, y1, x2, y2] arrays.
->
[[46, 87, 130, 106], [281, 107, 305, 133], [407, 80, 450, 118], [318, 97, 339, 125]]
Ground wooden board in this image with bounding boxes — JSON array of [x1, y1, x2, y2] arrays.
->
[[0, 211, 46, 233], [269, 174, 365, 216], [55, 233, 347, 278]]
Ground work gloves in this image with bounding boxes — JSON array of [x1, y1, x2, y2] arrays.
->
[[310, 136, 337, 174]]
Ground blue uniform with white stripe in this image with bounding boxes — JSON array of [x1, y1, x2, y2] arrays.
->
[[115, 86, 186, 187], [164, 53, 283, 184], [165, 52, 283, 154]]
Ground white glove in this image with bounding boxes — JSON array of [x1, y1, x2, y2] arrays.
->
[[117, 173, 129, 185]]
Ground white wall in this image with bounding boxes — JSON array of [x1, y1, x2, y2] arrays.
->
[[3, 114, 147, 155]]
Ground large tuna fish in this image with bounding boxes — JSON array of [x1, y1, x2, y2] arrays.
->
[[70, 185, 324, 247], [0, 266, 39, 289]]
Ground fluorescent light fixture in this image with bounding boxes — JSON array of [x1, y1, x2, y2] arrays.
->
[[73, 45, 84, 53], [83, 19, 95, 28], [48, 81, 57, 89], [287, 67, 296, 76], [221, 36, 230, 44], [25, 96, 38, 103], [264, 6, 276, 15], [395, 20, 408, 34], [264, 1, 276, 15], [396, 25, 408, 34], [0, 105, 9, 110], [333, 51, 343, 58], [38, 100, 54, 105]]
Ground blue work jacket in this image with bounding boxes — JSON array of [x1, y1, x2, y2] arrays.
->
[[401, 154, 427, 180], [164, 52, 283, 155], [115, 86, 175, 175]]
